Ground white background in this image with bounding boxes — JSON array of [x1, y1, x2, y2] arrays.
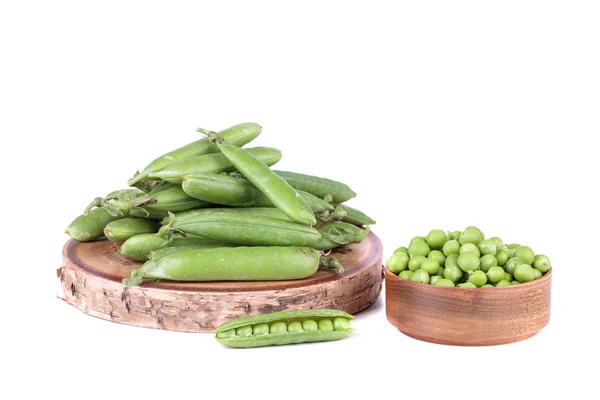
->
[[1, 1, 599, 399]]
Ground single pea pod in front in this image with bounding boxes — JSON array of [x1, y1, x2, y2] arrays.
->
[[181, 173, 334, 213], [119, 233, 228, 261], [215, 309, 355, 348]]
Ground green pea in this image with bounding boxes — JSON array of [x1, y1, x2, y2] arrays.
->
[[399, 270, 413, 280], [428, 250, 446, 267], [489, 237, 504, 250], [506, 244, 520, 258], [495, 249, 510, 267], [481, 284, 494, 288], [514, 246, 535, 265], [269, 322, 287, 334], [445, 253, 459, 268], [533, 254, 551, 273], [533, 268, 542, 280], [468, 270, 488, 287], [480, 254, 498, 272], [333, 318, 350, 331], [511, 281, 520, 285], [318, 319, 334, 333], [408, 256, 427, 272], [460, 243, 481, 257], [459, 227, 483, 245], [457, 252, 480, 272], [388, 252, 410, 274], [394, 246, 409, 255], [427, 229, 447, 250], [302, 320, 318, 332], [504, 272, 513, 281], [496, 280, 512, 287], [504, 257, 524, 275], [410, 269, 430, 284], [435, 278, 455, 287], [435, 266, 445, 277], [410, 236, 427, 244], [478, 239, 497, 256], [408, 241, 430, 258], [448, 230, 462, 241], [253, 323, 270, 336], [216, 329, 236, 339], [236, 326, 253, 336], [442, 240, 461, 256], [514, 264, 535, 283], [430, 275, 441, 285], [421, 259, 440, 275], [457, 282, 477, 288], [287, 322, 303, 333], [444, 265, 463, 283], [486, 266, 506, 284]]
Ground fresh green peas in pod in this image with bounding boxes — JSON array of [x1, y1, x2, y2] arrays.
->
[[435, 266, 445, 277], [533, 254, 551, 273], [486, 266, 506, 284], [489, 237, 504, 250], [399, 270, 413, 280], [513, 264, 535, 283], [495, 249, 510, 267], [408, 241, 430, 258], [428, 250, 446, 267], [287, 322, 303, 333], [442, 240, 460, 256], [410, 269, 430, 284], [302, 320, 318, 332], [430, 276, 441, 286], [459, 226, 484, 245], [457, 252, 480, 272], [468, 270, 488, 287], [532, 268, 542, 280], [444, 265, 463, 283], [270, 322, 287, 334], [481, 284, 494, 288], [387, 252, 410, 274], [478, 239, 497, 256], [514, 246, 535, 265], [457, 282, 477, 288], [448, 230, 461, 241], [511, 281, 520, 285], [253, 323, 270, 336], [504, 272, 513, 281], [394, 246, 409, 255], [426, 229, 447, 250], [460, 243, 481, 257], [435, 278, 455, 287], [496, 280, 512, 287], [408, 256, 427, 272], [504, 257, 524, 275], [318, 319, 334, 333], [479, 254, 498, 272], [445, 253, 459, 268], [420, 259, 440, 275]]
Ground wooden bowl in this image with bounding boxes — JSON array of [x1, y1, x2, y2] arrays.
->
[[385, 268, 552, 346]]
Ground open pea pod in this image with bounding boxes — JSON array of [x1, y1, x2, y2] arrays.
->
[[215, 309, 355, 348]]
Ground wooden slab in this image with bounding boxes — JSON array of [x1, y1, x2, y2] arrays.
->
[[58, 232, 383, 332]]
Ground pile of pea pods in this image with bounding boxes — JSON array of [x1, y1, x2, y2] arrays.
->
[[65, 123, 375, 286], [387, 226, 551, 288]]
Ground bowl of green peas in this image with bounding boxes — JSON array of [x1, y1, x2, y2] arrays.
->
[[385, 227, 552, 346]]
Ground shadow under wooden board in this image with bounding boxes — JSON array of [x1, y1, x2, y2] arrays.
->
[[58, 232, 384, 332]]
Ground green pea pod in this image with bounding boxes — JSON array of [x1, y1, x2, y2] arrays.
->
[[159, 212, 321, 247], [215, 309, 355, 348], [129, 123, 262, 186], [84, 188, 151, 216], [149, 244, 235, 260], [313, 222, 370, 251], [122, 246, 322, 286], [273, 170, 356, 204], [119, 233, 226, 261], [164, 207, 294, 225], [66, 207, 124, 242], [181, 173, 334, 213], [149, 147, 282, 184], [339, 205, 376, 225], [103, 218, 160, 242], [214, 141, 316, 226]]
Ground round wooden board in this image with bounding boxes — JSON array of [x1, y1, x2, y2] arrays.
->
[[58, 232, 383, 332]]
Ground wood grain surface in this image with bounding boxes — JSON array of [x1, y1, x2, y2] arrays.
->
[[58, 232, 383, 332], [385, 268, 552, 346]]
